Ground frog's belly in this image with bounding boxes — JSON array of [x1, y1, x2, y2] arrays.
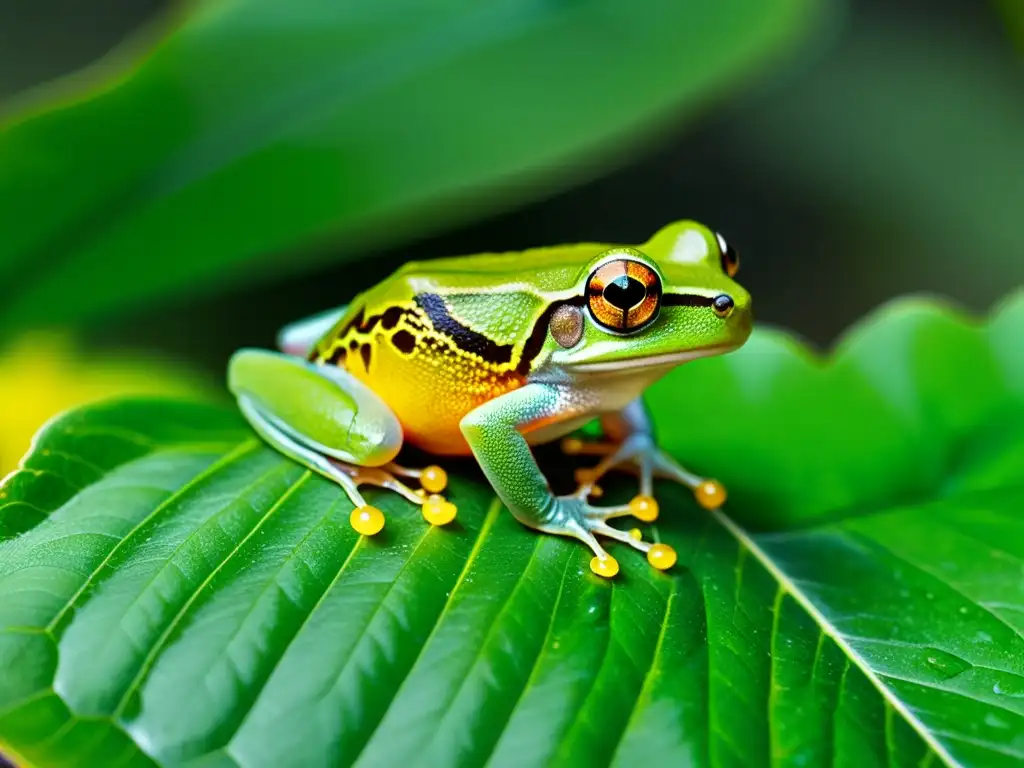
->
[[346, 335, 524, 456], [340, 330, 662, 457]]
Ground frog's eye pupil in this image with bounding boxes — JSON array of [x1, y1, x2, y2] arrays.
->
[[603, 275, 647, 311], [716, 233, 740, 278], [586, 256, 662, 333]]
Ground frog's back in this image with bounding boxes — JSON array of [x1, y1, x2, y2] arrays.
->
[[394, 241, 607, 293], [309, 241, 611, 454]]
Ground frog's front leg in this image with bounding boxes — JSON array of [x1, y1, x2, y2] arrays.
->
[[228, 349, 456, 534], [562, 399, 727, 517], [460, 385, 677, 578]]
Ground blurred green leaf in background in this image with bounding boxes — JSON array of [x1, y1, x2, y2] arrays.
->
[[0, 332, 214, 479], [0, 0, 823, 331]]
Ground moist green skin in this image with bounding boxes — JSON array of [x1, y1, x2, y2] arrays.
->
[[228, 219, 752, 575]]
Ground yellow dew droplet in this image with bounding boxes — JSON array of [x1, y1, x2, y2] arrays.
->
[[590, 554, 620, 578], [647, 543, 677, 570], [420, 465, 448, 493], [350, 505, 385, 536], [695, 479, 727, 510], [422, 494, 457, 526], [629, 494, 659, 522], [562, 437, 583, 455], [629, 528, 643, 542]]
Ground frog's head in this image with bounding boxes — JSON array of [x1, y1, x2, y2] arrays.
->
[[545, 220, 752, 376]]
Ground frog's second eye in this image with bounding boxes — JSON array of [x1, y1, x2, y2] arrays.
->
[[587, 258, 662, 333], [716, 232, 740, 277]]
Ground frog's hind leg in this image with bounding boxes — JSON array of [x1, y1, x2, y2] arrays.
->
[[229, 349, 457, 534], [562, 399, 728, 519], [387, 462, 449, 495], [237, 395, 390, 534]]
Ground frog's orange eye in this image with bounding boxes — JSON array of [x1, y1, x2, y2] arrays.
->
[[586, 257, 662, 333], [716, 233, 739, 277]]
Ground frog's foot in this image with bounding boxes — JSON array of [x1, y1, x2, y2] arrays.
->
[[329, 459, 459, 530], [539, 496, 678, 578], [562, 434, 728, 515], [386, 462, 450, 496]]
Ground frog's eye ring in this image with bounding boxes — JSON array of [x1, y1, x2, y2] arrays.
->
[[716, 232, 740, 277], [586, 257, 662, 333]]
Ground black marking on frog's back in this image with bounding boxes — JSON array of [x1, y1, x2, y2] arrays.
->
[[391, 329, 417, 355], [414, 293, 515, 366], [380, 306, 405, 330], [328, 346, 347, 366]]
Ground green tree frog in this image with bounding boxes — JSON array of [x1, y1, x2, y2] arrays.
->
[[228, 220, 751, 578]]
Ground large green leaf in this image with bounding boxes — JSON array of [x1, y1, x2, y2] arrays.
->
[[0, 0, 821, 331], [2, 290, 1022, 767]]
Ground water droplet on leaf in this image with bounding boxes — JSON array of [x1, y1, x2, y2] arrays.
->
[[985, 713, 1009, 729], [921, 649, 970, 680]]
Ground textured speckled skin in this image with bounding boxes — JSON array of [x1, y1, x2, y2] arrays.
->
[[229, 220, 752, 567], [308, 220, 751, 454]]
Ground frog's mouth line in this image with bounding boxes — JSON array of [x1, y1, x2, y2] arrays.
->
[[565, 344, 737, 374]]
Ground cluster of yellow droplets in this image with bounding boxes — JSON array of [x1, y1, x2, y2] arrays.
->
[[348, 465, 457, 536], [349, 461, 725, 581], [585, 493, 687, 578]]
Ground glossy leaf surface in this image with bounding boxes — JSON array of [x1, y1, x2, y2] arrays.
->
[[0, 0, 820, 330], [1, 291, 1022, 767]]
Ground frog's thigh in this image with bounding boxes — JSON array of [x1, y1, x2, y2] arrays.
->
[[276, 305, 348, 356], [228, 348, 401, 467]]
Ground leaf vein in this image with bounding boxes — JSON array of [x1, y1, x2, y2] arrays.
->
[[224, 515, 368, 758], [44, 440, 259, 633], [111, 470, 311, 717], [713, 510, 963, 768], [481, 545, 574, 767], [353, 496, 505, 761], [847, 531, 1024, 643]]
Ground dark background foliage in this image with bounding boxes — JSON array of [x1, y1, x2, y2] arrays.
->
[[3, 0, 1021, 374]]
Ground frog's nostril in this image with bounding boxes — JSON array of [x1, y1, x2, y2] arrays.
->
[[603, 276, 647, 310], [712, 294, 734, 318]]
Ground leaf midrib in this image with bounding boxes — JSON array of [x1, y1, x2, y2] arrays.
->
[[712, 509, 956, 767]]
